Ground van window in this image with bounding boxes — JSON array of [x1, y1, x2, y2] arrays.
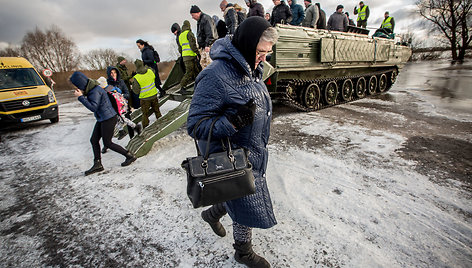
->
[[0, 68, 45, 90]]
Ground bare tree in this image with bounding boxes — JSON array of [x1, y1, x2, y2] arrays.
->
[[417, 0, 472, 62], [0, 45, 21, 57], [81, 48, 121, 70], [20, 25, 80, 71]]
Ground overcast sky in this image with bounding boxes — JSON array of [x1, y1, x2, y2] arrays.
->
[[0, 0, 424, 63]]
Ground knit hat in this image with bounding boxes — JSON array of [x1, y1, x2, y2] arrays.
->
[[190, 5, 201, 13], [336, 4, 344, 10], [69, 71, 89, 91], [97, 77, 107, 88], [134, 59, 147, 74], [305, 0, 312, 2], [171, 23, 180, 33], [117, 56, 125, 63]]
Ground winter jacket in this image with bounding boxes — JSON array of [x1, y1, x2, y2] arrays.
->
[[236, 9, 247, 25], [302, 3, 319, 28], [140, 46, 162, 86], [247, 1, 264, 18], [187, 37, 277, 229], [270, 2, 292, 26], [78, 78, 117, 122], [289, 0, 305, 26], [216, 20, 228, 38], [224, 6, 239, 35], [317, 6, 327, 29], [327, 12, 348, 32], [106, 66, 129, 99], [116, 63, 131, 87], [197, 12, 218, 48], [132, 60, 158, 101]]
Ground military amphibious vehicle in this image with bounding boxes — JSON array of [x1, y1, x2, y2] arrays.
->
[[262, 24, 412, 111], [123, 24, 412, 156]]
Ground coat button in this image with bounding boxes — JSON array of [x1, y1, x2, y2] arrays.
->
[[267, 111, 271, 116]]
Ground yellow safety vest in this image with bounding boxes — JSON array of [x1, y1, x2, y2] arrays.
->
[[134, 69, 158, 99], [381, 17, 393, 29], [357, 5, 368, 21], [179, 30, 197, 57]]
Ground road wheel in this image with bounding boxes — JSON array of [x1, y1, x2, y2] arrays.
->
[[341, 79, 353, 101], [368, 76, 377, 95], [302, 83, 320, 109], [355, 77, 366, 98], [378, 73, 388, 92], [324, 81, 338, 105], [386, 70, 397, 91]]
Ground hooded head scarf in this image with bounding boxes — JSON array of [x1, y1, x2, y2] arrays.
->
[[231, 16, 271, 70]]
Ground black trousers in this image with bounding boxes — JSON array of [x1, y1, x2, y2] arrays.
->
[[91, 116, 128, 160]]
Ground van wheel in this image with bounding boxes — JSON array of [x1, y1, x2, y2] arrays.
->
[[50, 115, 59, 123]]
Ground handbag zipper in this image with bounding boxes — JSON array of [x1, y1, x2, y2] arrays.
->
[[199, 170, 247, 188]]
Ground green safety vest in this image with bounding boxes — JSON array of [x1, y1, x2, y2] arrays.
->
[[381, 16, 393, 29], [134, 69, 158, 99], [357, 5, 368, 21], [179, 30, 197, 57]]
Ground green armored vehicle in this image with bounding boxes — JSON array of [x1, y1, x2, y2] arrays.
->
[[262, 24, 412, 111], [123, 24, 412, 156]]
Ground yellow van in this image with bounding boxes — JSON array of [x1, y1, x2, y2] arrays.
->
[[0, 57, 58, 125]]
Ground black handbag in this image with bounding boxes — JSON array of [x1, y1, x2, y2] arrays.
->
[[181, 117, 256, 208]]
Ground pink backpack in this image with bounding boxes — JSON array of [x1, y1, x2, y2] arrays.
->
[[107, 89, 128, 115]]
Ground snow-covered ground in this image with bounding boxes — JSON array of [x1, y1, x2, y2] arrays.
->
[[1, 61, 471, 267]]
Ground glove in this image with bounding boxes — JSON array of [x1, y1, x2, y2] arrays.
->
[[227, 99, 256, 130]]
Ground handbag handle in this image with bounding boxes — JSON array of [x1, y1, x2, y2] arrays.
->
[[191, 116, 235, 167]]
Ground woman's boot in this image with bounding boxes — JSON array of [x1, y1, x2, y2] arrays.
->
[[85, 159, 104, 176], [201, 203, 227, 237], [121, 152, 137, 166], [233, 241, 270, 268]]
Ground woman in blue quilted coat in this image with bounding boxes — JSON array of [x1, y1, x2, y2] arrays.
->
[[187, 17, 278, 268]]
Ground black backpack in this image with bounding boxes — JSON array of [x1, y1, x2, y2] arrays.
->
[[153, 50, 160, 63]]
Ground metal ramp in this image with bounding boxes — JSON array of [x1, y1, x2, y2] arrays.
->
[[118, 58, 195, 157]]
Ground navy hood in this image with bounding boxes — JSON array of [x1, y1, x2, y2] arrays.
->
[[106, 66, 121, 83]]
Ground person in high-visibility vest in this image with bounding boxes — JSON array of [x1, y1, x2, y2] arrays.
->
[[353, 1, 370, 28], [176, 20, 201, 94], [132, 60, 162, 128], [380, 11, 395, 33]]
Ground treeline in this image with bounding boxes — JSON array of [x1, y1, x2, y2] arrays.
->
[[0, 25, 129, 72]]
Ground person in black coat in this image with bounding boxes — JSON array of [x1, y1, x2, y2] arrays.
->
[[107, 66, 135, 139], [136, 39, 165, 97], [245, 0, 265, 18], [270, 0, 292, 26]]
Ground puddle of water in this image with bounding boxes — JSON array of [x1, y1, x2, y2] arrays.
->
[[392, 61, 472, 113]]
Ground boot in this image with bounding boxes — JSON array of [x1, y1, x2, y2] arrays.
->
[[233, 241, 270, 268], [135, 123, 143, 135], [201, 203, 227, 237], [101, 146, 108, 154], [121, 152, 137, 167], [117, 130, 127, 140], [84, 159, 104, 176]]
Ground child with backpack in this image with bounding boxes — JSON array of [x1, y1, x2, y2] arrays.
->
[[97, 77, 142, 140]]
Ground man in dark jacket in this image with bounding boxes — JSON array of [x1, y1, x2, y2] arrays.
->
[[71, 72, 136, 175], [288, 0, 305, 26], [315, 3, 327, 29], [245, 0, 264, 17], [178, 20, 201, 93], [270, 0, 292, 26], [302, 0, 319, 28], [171, 23, 181, 47], [327, 5, 349, 32], [346, 12, 356, 26], [190, 5, 218, 68], [220, 1, 238, 35]]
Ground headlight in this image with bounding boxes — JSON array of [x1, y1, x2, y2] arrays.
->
[[48, 90, 55, 103]]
